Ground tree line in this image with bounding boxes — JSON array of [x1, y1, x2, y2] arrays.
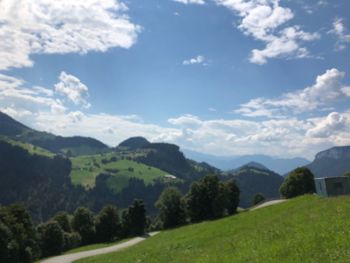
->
[[0, 199, 147, 263], [0, 174, 240, 263]]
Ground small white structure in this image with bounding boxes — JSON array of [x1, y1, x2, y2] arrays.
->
[[165, 174, 177, 180]]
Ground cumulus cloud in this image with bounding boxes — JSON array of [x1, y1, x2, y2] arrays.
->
[[173, 0, 205, 4], [214, 0, 319, 64], [0, 0, 140, 71], [329, 18, 350, 51], [0, 73, 67, 115], [307, 112, 347, 138], [183, 55, 206, 65], [55, 72, 90, 108], [236, 68, 350, 117]]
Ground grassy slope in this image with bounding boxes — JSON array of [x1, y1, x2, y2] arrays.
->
[[0, 136, 54, 158], [76, 195, 350, 263], [70, 152, 169, 192]]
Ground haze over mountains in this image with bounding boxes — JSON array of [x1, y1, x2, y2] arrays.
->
[[183, 149, 310, 175]]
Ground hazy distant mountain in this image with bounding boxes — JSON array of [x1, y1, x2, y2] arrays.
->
[[234, 161, 269, 172], [225, 164, 284, 208], [183, 149, 310, 175], [0, 111, 108, 156], [307, 146, 350, 178]]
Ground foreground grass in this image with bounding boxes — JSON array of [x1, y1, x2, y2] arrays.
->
[[64, 239, 130, 254], [76, 195, 350, 263]]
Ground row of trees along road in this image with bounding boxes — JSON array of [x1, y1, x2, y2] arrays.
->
[[0, 199, 146, 263], [156, 175, 240, 228]]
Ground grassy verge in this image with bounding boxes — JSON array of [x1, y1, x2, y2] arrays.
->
[[75, 195, 350, 263]]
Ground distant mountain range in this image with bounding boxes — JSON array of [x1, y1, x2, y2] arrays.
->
[[183, 149, 310, 175]]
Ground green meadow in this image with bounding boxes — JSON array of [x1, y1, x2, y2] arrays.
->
[[75, 195, 350, 263]]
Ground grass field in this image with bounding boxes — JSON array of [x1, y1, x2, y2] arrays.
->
[[75, 195, 350, 263], [70, 152, 169, 192]]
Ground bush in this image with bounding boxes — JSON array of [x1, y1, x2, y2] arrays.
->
[[280, 167, 315, 198], [252, 193, 265, 206], [63, 232, 81, 251]]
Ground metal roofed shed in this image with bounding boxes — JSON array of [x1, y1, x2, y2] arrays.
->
[[315, 177, 350, 197]]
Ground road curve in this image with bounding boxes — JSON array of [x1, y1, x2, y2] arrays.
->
[[40, 232, 160, 263], [250, 199, 286, 211]]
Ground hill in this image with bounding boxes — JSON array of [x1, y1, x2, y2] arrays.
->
[[0, 111, 109, 156], [226, 165, 284, 207], [0, 139, 87, 222], [307, 146, 350, 178], [183, 149, 309, 175], [75, 195, 350, 263], [118, 136, 150, 149], [70, 151, 172, 192]]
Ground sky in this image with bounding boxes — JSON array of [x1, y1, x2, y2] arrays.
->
[[0, 0, 350, 159]]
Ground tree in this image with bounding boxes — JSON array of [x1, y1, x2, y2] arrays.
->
[[225, 179, 240, 214], [72, 207, 96, 245], [0, 204, 39, 263], [38, 221, 64, 257], [280, 167, 316, 198], [344, 171, 350, 177], [53, 211, 72, 233], [95, 205, 121, 242], [155, 187, 186, 229], [252, 193, 265, 206], [0, 222, 11, 262], [186, 175, 228, 222], [127, 200, 146, 236]]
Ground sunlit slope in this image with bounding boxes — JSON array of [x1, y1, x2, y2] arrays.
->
[[70, 152, 170, 192], [76, 195, 350, 263]]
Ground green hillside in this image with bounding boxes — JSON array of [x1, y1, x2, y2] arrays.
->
[[0, 136, 54, 158], [70, 152, 172, 192], [76, 195, 350, 263]]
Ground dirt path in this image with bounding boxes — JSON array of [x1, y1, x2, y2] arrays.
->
[[250, 199, 286, 211], [40, 232, 159, 263]]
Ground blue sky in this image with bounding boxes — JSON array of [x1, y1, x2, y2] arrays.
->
[[0, 0, 350, 159]]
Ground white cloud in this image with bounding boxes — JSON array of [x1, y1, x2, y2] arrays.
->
[[214, 0, 320, 64], [173, 0, 205, 4], [168, 114, 202, 127], [236, 68, 350, 117], [307, 112, 347, 138], [0, 0, 140, 71], [55, 72, 91, 108], [0, 73, 67, 115], [329, 18, 350, 51], [183, 55, 206, 65], [2, 77, 350, 159]]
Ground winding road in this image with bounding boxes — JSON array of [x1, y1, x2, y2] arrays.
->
[[40, 232, 159, 263]]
